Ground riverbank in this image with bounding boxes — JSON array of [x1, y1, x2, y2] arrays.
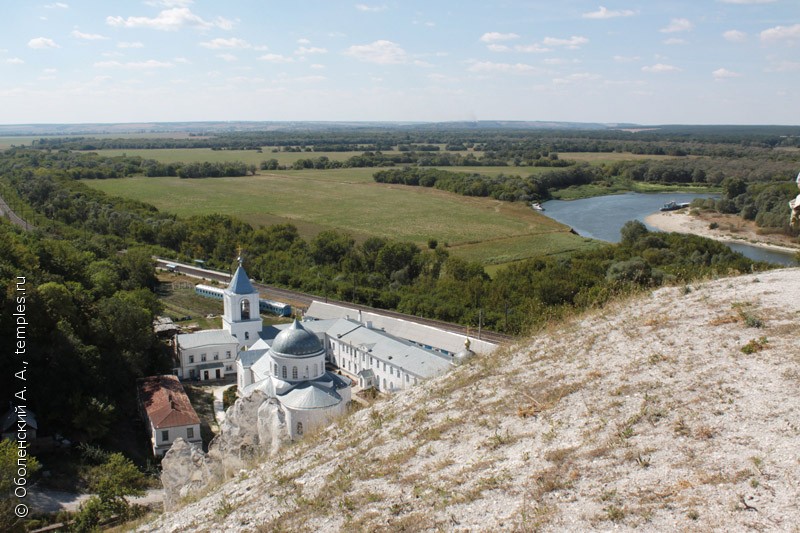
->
[[645, 209, 800, 255]]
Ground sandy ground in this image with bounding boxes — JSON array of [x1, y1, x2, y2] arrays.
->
[[645, 209, 800, 254]]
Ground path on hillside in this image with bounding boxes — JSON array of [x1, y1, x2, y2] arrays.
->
[[0, 192, 34, 230], [26, 487, 164, 513]]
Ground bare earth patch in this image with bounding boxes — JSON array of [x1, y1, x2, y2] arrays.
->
[[143, 268, 800, 532]]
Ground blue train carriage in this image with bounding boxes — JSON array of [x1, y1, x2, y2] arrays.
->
[[259, 298, 292, 317], [194, 284, 224, 300]]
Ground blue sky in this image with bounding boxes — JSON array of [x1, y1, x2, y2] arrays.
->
[[1, 0, 798, 125]]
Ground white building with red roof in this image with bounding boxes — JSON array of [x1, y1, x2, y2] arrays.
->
[[138, 375, 202, 457]]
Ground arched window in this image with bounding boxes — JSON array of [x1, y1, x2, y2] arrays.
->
[[382, 378, 386, 390], [313, 363, 318, 376], [305, 365, 309, 378], [282, 366, 287, 379], [292, 366, 298, 379], [274, 363, 278, 376], [241, 299, 250, 320], [297, 422, 303, 435]]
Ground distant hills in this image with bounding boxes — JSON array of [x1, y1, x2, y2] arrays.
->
[[0, 120, 797, 138]]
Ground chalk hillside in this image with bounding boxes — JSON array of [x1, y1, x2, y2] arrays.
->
[[144, 268, 800, 532]]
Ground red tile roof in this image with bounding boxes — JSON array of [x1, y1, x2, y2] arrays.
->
[[138, 375, 200, 429]]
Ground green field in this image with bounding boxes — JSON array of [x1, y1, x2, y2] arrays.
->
[[85, 168, 599, 266]]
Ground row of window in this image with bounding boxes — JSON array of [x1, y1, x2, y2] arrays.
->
[[275, 363, 319, 380], [333, 341, 417, 389], [188, 351, 232, 364], [161, 427, 194, 442]]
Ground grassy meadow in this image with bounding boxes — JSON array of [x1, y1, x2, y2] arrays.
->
[[84, 167, 600, 266], [80, 148, 683, 267]]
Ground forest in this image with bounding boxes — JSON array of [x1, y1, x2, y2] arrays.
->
[[1, 125, 798, 452]]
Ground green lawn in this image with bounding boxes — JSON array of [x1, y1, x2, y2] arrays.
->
[[85, 169, 595, 265]]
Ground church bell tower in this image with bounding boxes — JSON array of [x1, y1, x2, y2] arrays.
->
[[222, 257, 262, 349]]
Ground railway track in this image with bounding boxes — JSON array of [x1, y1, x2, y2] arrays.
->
[[155, 258, 515, 345]]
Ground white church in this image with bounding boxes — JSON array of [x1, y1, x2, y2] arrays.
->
[[175, 258, 497, 439]]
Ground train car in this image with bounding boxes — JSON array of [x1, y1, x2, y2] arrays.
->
[[195, 284, 224, 300], [260, 298, 292, 317], [195, 283, 291, 316]]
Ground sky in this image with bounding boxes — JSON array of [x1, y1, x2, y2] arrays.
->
[[1, 0, 798, 126]]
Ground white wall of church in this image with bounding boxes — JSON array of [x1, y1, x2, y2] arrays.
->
[[327, 337, 418, 393], [222, 292, 262, 349], [285, 403, 348, 440], [269, 353, 325, 382]]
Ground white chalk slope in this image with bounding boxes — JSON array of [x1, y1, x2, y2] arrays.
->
[[146, 268, 800, 532]]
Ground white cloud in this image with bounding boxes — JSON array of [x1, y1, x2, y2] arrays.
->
[[214, 17, 235, 30], [723, 30, 747, 42], [107, 8, 227, 31], [71, 30, 109, 40], [515, 43, 550, 53], [199, 37, 251, 49], [764, 58, 800, 72], [712, 68, 742, 79], [642, 63, 682, 73], [355, 4, 387, 12], [94, 59, 174, 68], [295, 46, 327, 55], [428, 73, 458, 82], [542, 36, 588, 49], [760, 24, 800, 43], [582, 6, 635, 19], [613, 55, 640, 62], [44, 2, 68, 8], [28, 37, 60, 49], [289, 75, 327, 83], [543, 58, 568, 65], [487, 44, 510, 52], [467, 61, 537, 74], [553, 72, 601, 84], [663, 38, 687, 45], [5, 58, 24, 65], [118, 41, 144, 48], [718, 0, 775, 3], [216, 53, 237, 62], [344, 40, 407, 64], [480, 32, 519, 43], [297, 38, 311, 45], [258, 53, 294, 63], [660, 18, 693, 33], [310, 64, 325, 69]]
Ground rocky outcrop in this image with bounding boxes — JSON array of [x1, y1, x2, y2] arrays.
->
[[160, 438, 216, 512], [160, 390, 290, 510]]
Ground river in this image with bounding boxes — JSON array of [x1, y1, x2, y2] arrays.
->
[[541, 192, 797, 266]]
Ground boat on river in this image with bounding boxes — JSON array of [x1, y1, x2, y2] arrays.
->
[[660, 201, 690, 212], [531, 202, 545, 211]]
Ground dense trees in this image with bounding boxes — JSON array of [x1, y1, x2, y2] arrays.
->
[[0, 219, 170, 444]]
